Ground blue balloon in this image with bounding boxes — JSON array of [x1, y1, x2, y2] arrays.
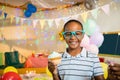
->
[[27, 3, 33, 9], [31, 6, 37, 13], [27, 4, 37, 13], [28, 5, 37, 13], [24, 10, 32, 17]]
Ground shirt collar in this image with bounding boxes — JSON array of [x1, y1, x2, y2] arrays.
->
[[62, 48, 87, 58]]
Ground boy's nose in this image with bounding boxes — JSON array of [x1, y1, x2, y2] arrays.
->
[[70, 34, 76, 39]]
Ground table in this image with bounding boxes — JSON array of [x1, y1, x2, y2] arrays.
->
[[20, 73, 52, 80]]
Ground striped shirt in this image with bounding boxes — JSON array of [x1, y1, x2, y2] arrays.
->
[[57, 48, 103, 80]]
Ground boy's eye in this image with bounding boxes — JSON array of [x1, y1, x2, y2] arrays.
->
[[76, 31, 83, 35], [65, 32, 72, 36]]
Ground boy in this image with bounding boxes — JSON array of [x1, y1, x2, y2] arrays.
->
[[48, 19, 105, 80]]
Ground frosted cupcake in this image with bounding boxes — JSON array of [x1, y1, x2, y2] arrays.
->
[[48, 51, 62, 65]]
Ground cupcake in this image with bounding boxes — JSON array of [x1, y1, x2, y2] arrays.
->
[[48, 51, 62, 65]]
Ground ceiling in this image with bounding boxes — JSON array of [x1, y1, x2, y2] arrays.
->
[[1, 0, 115, 15], [0, 0, 88, 19], [0, 0, 86, 26], [0, 0, 114, 23], [0, 0, 117, 13], [0, 0, 85, 10]]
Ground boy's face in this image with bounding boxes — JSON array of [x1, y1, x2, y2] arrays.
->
[[63, 22, 84, 49]]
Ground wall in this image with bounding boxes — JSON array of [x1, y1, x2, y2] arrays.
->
[[99, 34, 120, 55], [0, 1, 120, 58]]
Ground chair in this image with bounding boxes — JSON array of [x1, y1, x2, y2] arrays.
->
[[0, 53, 6, 69], [4, 51, 24, 68]]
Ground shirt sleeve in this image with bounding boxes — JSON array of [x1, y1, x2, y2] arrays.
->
[[93, 56, 104, 76]]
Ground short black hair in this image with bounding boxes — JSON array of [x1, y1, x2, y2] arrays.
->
[[63, 19, 83, 31]]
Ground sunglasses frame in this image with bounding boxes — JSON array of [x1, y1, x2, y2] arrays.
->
[[62, 30, 85, 39]]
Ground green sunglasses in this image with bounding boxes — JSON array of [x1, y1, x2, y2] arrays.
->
[[62, 30, 85, 39]]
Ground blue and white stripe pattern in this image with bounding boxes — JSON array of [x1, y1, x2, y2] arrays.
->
[[57, 48, 103, 80]]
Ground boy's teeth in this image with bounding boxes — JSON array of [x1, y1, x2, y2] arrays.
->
[[70, 42, 76, 44]]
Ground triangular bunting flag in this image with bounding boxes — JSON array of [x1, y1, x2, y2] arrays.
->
[[10, 15, 14, 23], [0, 10, 2, 16], [33, 20, 38, 28], [51, 35, 55, 40], [91, 9, 98, 19], [78, 15, 83, 22], [62, 17, 69, 24], [47, 19, 53, 28], [15, 17, 20, 24], [55, 18, 61, 28], [20, 18, 25, 25], [1, 6, 5, 10], [81, 12, 88, 22], [101, 4, 110, 15], [70, 14, 79, 20], [27, 20, 32, 26], [39, 19, 45, 30], [35, 39, 39, 45], [4, 12, 7, 19]]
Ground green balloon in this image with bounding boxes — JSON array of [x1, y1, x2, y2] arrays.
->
[[83, 19, 96, 36]]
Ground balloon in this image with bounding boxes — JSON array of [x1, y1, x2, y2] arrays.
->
[[59, 32, 64, 41], [100, 62, 108, 79], [2, 72, 22, 80], [30, 6, 37, 13], [24, 3, 37, 18], [90, 32, 104, 47], [27, 4, 37, 13], [80, 34, 90, 48], [4, 66, 18, 74], [86, 44, 99, 54], [59, 29, 64, 41], [95, 26, 100, 32], [83, 19, 97, 36], [24, 10, 32, 18], [34, 77, 41, 80], [46, 67, 52, 77], [0, 76, 2, 80], [27, 4, 33, 9], [34, 77, 47, 80]]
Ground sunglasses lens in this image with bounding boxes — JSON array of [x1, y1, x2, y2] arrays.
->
[[63, 30, 84, 39], [75, 31, 84, 38], [63, 32, 72, 39]]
